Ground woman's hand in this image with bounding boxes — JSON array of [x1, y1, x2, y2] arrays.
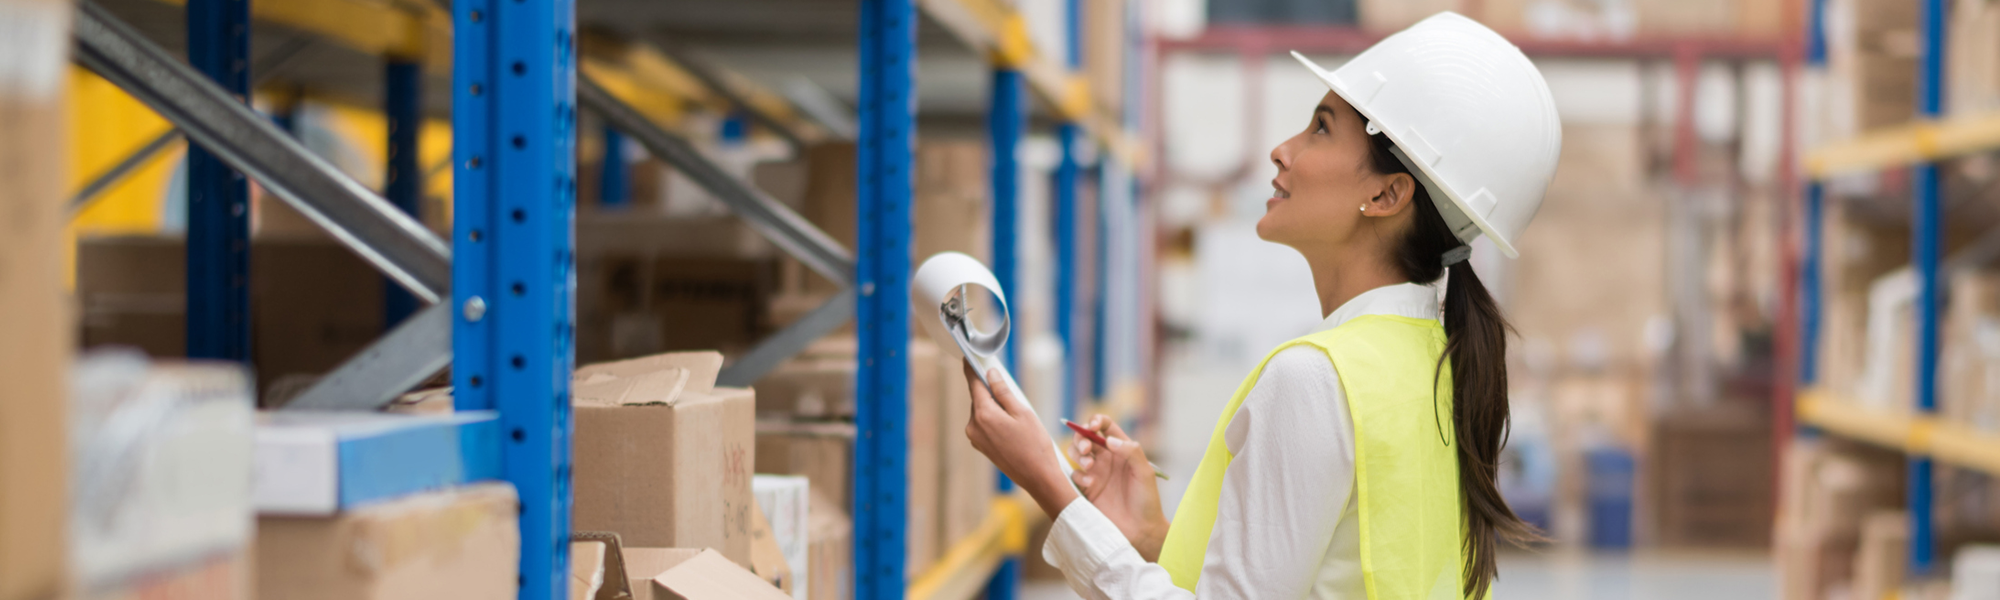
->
[[961, 365, 1079, 520], [1070, 415, 1171, 561]]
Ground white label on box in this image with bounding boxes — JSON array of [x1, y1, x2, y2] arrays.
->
[[252, 427, 338, 515]]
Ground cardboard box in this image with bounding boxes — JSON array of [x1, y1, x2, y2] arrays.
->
[[754, 475, 812, 600], [807, 492, 852, 600], [255, 483, 520, 600], [1, 19, 73, 596], [83, 551, 250, 600], [1851, 511, 1909, 600], [571, 541, 608, 600], [756, 422, 853, 509], [751, 339, 942, 577], [575, 255, 777, 362], [68, 354, 255, 590], [75, 236, 390, 402], [794, 141, 989, 296], [750, 503, 794, 594], [644, 548, 792, 600], [572, 351, 758, 567]]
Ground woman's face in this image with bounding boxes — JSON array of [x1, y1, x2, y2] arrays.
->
[[1257, 91, 1412, 252]]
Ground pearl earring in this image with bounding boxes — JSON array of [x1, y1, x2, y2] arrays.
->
[[1359, 205, 1367, 213]]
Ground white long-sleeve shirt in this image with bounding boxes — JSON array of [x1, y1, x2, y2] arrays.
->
[[1043, 282, 1443, 600]]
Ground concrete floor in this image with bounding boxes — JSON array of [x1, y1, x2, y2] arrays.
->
[[1014, 549, 1776, 599]]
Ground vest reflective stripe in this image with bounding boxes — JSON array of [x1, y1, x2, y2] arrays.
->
[[1155, 314, 1468, 599]]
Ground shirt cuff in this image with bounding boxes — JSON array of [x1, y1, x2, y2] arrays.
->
[[1042, 498, 1146, 580]]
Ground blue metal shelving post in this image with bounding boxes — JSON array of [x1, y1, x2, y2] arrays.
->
[[990, 69, 1025, 373], [1911, 0, 1946, 576], [384, 58, 423, 327], [985, 65, 1027, 600], [600, 126, 629, 208], [1800, 0, 1828, 421], [452, 0, 578, 597], [856, 0, 915, 596], [1055, 0, 1085, 422], [186, 0, 251, 362]]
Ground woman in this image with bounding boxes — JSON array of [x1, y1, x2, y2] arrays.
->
[[961, 12, 1561, 600]]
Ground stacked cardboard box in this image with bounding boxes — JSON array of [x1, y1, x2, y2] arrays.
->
[[75, 236, 393, 403], [1944, 270, 2000, 433], [256, 484, 520, 600], [1649, 406, 1774, 547], [1816, 203, 1911, 402], [572, 351, 758, 566], [752, 338, 986, 579], [1823, 0, 1920, 136], [1949, 0, 2000, 117], [0, 3, 71, 596], [69, 354, 256, 600], [1776, 438, 1907, 600]]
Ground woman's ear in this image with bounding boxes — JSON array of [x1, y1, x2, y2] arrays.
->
[[1365, 172, 1417, 217]]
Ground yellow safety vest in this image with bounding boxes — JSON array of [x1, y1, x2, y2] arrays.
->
[[1156, 314, 1470, 599]]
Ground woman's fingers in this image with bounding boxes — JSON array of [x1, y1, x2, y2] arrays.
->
[[962, 363, 1003, 418]]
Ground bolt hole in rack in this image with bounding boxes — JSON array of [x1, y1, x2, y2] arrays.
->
[[62, 0, 1151, 598], [1790, 0, 2000, 585]]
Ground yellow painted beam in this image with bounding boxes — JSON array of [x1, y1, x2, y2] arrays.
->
[[919, 0, 1144, 169], [146, 0, 450, 70], [1796, 390, 2000, 477], [579, 58, 689, 131], [1806, 111, 2000, 178], [907, 495, 1035, 600]]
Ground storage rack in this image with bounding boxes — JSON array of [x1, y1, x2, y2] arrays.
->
[[1791, 0, 2000, 577], [63, 0, 1149, 598]]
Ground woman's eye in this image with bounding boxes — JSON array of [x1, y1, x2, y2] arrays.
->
[[1314, 119, 1328, 134]]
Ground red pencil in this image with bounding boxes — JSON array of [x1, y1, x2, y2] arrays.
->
[[1063, 419, 1168, 480]]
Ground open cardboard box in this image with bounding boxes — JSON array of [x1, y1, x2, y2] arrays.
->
[[572, 352, 757, 566]]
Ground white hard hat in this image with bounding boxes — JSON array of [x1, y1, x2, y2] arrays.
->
[[1291, 12, 1561, 258]]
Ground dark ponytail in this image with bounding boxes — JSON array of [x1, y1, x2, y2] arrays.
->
[[1366, 133, 1542, 599]]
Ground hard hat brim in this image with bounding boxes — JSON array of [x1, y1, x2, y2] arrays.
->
[[1289, 50, 1521, 259]]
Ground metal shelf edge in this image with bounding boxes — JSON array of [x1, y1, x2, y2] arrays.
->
[[1797, 389, 2000, 476]]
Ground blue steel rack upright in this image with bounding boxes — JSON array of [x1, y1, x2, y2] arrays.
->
[[185, 0, 251, 363], [856, 0, 917, 596], [452, 0, 579, 598]]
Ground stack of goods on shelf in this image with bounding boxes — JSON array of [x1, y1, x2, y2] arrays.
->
[[1821, 0, 1919, 140], [74, 235, 398, 404], [2, 20, 71, 599], [569, 350, 797, 597], [755, 335, 999, 591], [68, 352, 256, 600], [1948, 0, 2000, 118], [251, 396, 519, 598], [1814, 201, 1911, 406], [1650, 405, 1775, 547], [573, 214, 781, 362], [1775, 437, 1906, 600]]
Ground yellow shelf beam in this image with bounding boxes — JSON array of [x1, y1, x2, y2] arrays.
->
[[918, 0, 1145, 169], [907, 494, 1036, 600], [1797, 390, 2000, 476], [1805, 111, 2000, 178], [145, 0, 449, 70]]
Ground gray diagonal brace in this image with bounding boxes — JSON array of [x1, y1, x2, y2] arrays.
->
[[579, 75, 855, 285], [68, 128, 182, 215], [717, 290, 855, 387], [73, 1, 451, 302], [280, 302, 453, 411]]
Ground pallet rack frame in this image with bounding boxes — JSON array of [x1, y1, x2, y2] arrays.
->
[[68, 0, 1150, 596], [1789, 0, 2000, 579]]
